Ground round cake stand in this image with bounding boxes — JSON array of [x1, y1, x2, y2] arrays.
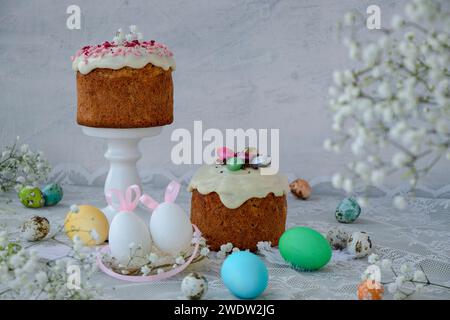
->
[[81, 126, 163, 225]]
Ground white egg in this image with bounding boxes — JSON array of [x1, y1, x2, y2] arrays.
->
[[149, 202, 193, 255], [109, 211, 152, 267], [347, 231, 373, 258]]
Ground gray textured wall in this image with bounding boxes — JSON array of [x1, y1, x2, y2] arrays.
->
[[1, 0, 448, 191]]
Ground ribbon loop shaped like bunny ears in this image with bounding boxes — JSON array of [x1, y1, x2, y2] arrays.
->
[[139, 180, 181, 211], [106, 184, 141, 212]]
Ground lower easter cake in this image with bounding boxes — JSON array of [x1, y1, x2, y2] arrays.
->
[[188, 164, 289, 251]]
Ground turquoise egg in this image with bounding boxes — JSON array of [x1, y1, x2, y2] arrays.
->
[[279, 226, 332, 271], [18, 186, 45, 208], [335, 198, 361, 223], [221, 251, 268, 299], [42, 183, 63, 206]]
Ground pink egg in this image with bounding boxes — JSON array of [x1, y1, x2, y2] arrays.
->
[[217, 147, 235, 161]]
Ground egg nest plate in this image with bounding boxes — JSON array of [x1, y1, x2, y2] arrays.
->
[[97, 225, 207, 282]]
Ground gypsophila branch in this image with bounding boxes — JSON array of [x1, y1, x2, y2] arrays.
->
[[325, 0, 450, 209]]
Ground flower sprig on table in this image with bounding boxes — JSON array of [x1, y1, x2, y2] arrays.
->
[[102, 233, 211, 277], [0, 137, 51, 193], [0, 229, 100, 300], [325, 0, 450, 208], [361, 253, 450, 300]]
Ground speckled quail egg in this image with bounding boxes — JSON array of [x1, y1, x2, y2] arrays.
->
[[347, 231, 373, 258], [326, 226, 349, 250], [181, 272, 208, 300], [21, 216, 50, 241]]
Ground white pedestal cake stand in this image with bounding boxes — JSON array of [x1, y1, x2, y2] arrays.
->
[[81, 126, 163, 225]]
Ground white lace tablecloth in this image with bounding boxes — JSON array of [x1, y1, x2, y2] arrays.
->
[[1, 184, 449, 300]]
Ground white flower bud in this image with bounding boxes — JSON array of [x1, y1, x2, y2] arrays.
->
[[323, 139, 333, 151], [392, 152, 411, 168], [377, 82, 392, 98], [343, 12, 356, 26], [391, 15, 404, 29], [368, 253, 379, 264], [331, 173, 343, 189], [393, 196, 407, 210], [413, 270, 426, 282], [343, 178, 353, 193]]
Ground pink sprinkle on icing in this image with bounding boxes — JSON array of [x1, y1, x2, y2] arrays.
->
[[72, 39, 174, 61]]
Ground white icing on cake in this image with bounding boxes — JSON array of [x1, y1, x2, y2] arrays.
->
[[72, 52, 176, 75], [187, 165, 290, 209], [71, 26, 176, 75]]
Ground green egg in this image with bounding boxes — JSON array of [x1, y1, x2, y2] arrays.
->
[[42, 183, 63, 206], [226, 157, 244, 171], [279, 226, 332, 271], [18, 186, 45, 209]]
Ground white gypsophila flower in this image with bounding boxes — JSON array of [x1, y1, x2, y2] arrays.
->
[[394, 196, 408, 210], [413, 270, 426, 282], [381, 259, 392, 270], [128, 242, 137, 249], [200, 247, 210, 256], [342, 178, 354, 193], [175, 256, 185, 265], [357, 197, 368, 208], [395, 275, 406, 287], [400, 263, 412, 274], [70, 205, 79, 213], [331, 173, 343, 189], [141, 265, 151, 276], [391, 15, 404, 29], [16, 176, 25, 184], [232, 247, 240, 253], [216, 251, 226, 259], [256, 241, 272, 251], [129, 25, 138, 34], [392, 152, 412, 168], [368, 253, 379, 264], [326, 0, 450, 208], [371, 169, 385, 186], [148, 253, 159, 264], [362, 43, 380, 66], [377, 81, 392, 98], [157, 268, 164, 275], [343, 11, 356, 26], [323, 139, 333, 151]]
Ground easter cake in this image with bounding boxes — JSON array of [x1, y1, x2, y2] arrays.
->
[[188, 151, 289, 251], [71, 26, 175, 128]]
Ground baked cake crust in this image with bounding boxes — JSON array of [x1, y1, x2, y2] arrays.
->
[[76, 64, 173, 128], [190, 190, 287, 251]]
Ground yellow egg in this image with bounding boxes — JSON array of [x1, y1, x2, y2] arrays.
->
[[64, 205, 109, 246]]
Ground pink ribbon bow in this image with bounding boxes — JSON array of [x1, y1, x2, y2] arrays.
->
[[139, 181, 181, 210], [106, 184, 141, 212]]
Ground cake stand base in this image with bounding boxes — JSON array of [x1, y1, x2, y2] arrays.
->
[[81, 126, 163, 225]]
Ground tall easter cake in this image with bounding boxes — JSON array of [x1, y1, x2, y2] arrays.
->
[[72, 26, 175, 128], [188, 149, 289, 251]]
